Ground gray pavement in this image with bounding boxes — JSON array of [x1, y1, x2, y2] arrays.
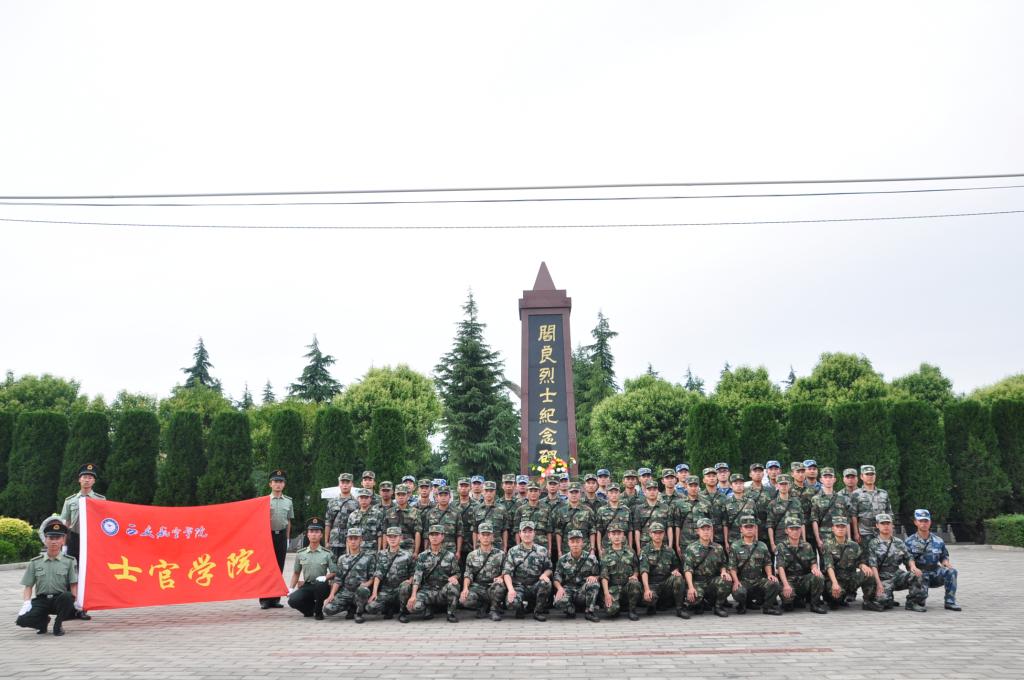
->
[[0, 545, 1019, 679]]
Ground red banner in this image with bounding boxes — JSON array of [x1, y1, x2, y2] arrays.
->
[[78, 497, 288, 610]]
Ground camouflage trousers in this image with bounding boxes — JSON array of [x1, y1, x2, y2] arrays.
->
[[323, 585, 371, 616], [365, 586, 406, 616], [459, 582, 503, 611], [823, 571, 876, 605], [503, 580, 553, 614], [732, 577, 781, 608], [688, 576, 730, 610], [644, 575, 684, 610], [879, 571, 927, 606], [605, 580, 642, 616], [921, 566, 957, 603], [401, 581, 460, 616], [552, 583, 601, 613], [782, 573, 824, 605]]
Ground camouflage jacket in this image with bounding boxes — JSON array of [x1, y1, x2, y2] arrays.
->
[[463, 547, 505, 586], [383, 504, 422, 551], [766, 495, 805, 540], [698, 490, 728, 528], [631, 500, 674, 547], [333, 550, 375, 592], [621, 489, 643, 510], [820, 537, 865, 576], [684, 541, 727, 580], [325, 495, 359, 547], [502, 543, 552, 587], [638, 543, 680, 586], [852, 488, 892, 536], [810, 492, 851, 537], [373, 548, 415, 589], [498, 496, 523, 520], [540, 495, 565, 513], [722, 494, 760, 542], [513, 503, 554, 541], [421, 504, 462, 550], [674, 496, 712, 546], [745, 484, 774, 523], [553, 504, 597, 543], [776, 540, 817, 578], [595, 504, 632, 544], [797, 485, 818, 522], [554, 551, 600, 589], [866, 536, 913, 580], [346, 506, 384, 550], [904, 532, 949, 571], [472, 503, 511, 550], [412, 548, 460, 590], [600, 546, 638, 586], [727, 539, 772, 582], [453, 499, 479, 547], [582, 495, 606, 514]]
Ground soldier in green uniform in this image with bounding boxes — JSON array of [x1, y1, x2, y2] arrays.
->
[[403, 524, 461, 622], [473, 481, 510, 551], [288, 517, 337, 620], [659, 468, 680, 504], [552, 530, 601, 621], [638, 522, 685, 618], [384, 484, 422, 556], [325, 472, 359, 558], [599, 524, 641, 620], [360, 470, 382, 506], [541, 477, 564, 512], [810, 468, 850, 547], [260, 468, 293, 609], [621, 470, 642, 509], [790, 463, 817, 549], [58, 462, 104, 621], [727, 515, 781, 615], [459, 521, 505, 618], [422, 485, 463, 556], [553, 483, 597, 556], [632, 479, 674, 553], [765, 475, 804, 554], [499, 521, 553, 621], [499, 474, 520, 517], [776, 518, 828, 614], [683, 518, 731, 617], [674, 475, 710, 559], [453, 479, 478, 566], [324, 528, 375, 622], [744, 463, 772, 538], [378, 481, 396, 513], [347, 488, 384, 553], [366, 527, 415, 620], [595, 483, 631, 557], [723, 474, 758, 547], [698, 467, 729, 548], [582, 473, 605, 513], [411, 478, 434, 509], [852, 464, 892, 544], [866, 513, 927, 612], [820, 515, 880, 610], [16, 519, 77, 636], [513, 482, 554, 552]]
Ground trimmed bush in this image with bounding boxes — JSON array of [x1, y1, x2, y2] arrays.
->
[[0, 516, 42, 560], [0, 410, 13, 493], [0, 539, 16, 564], [197, 411, 255, 504], [154, 411, 205, 506], [686, 401, 737, 474], [786, 402, 838, 471], [892, 400, 951, 525], [945, 400, 1009, 534], [367, 407, 408, 484], [984, 514, 1024, 547], [737, 404, 783, 470], [991, 399, 1024, 513], [106, 409, 160, 504], [268, 409, 307, 522], [0, 411, 68, 524], [833, 400, 899, 511], [58, 411, 111, 504]]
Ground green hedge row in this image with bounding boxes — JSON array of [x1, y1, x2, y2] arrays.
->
[[984, 514, 1024, 548]]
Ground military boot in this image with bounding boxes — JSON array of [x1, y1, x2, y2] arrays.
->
[[446, 611, 459, 623], [945, 602, 962, 611], [713, 604, 729, 617], [585, 608, 600, 622], [675, 607, 690, 620], [808, 598, 828, 615], [533, 611, 547, 622], [398, 612, 410, 623], [762, 604, 783, 615], [735, 599, 747, 615], [564, 607, 576, 619], [476, 606, 489, 619], [52, 618, 65, 637], [905, 601, 927, 613], [862, 599, 885, 612], [627, 608, 639, 621], [490, 610, 503, 622]]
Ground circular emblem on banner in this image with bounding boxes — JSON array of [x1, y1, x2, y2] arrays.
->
[[101, 518, 120, 537]]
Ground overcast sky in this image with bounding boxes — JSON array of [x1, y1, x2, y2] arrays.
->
[[1, 1, 1022, 404]]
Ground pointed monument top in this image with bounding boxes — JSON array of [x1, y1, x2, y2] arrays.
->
[[533, 262, 556, 291]]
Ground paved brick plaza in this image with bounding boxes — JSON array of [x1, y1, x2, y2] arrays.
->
[[1, 545, 1019, 679]]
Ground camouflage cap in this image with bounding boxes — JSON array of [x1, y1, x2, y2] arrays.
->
[[607, 523, 627, 533], [436, 485, 451, 495], [696, 518, 713, 529], [395, 484, 409, 495], [568, 482, 581, 491], [382, 526, 402, 537], [702, 467, 716, 476], [739, 515, 757, 526], [355, 488, 372, 497], [402, 474, 416, 482], [785, 517, 803, 529], [831, 515, 849, 526], [519, 521, 536, 531], [346, 527, 363, 538], [876, 513, 893, 524], [428, 524, 445, 534], [714, 462, 730, 470], [379, 481, 393, 490], [362, 470, 376, 479], [637, 467, 653, 476], [649, 522, 666, 533], [502, 474, 516, 483], [820, 467, 835, 477], [418, 478, 432, 487], [527, 482, 540, 490], [584, 473, 598, 481], [729, 473, 744, 483], [607, 483, 621, 492], [477, 522, 495, 534], [776, 474, 792, 484], [790, 462, 805, 472], [749, 462, 765, 471], [661, 468, 677, 478], [623, 469, 638, 478], [860, 464, 876, 474], [338, 472, 354, 482], [567, 529, 584, 540], [483, 481, 497, 490], [546, 476, 559, 484], [685, 475, 699, 485], [458, 477, 471, 486], [644, 479, 659, 489], [843, 468, 858, 477]]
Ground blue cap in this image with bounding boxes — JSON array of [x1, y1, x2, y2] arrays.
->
[[675, 463, 689, 473], [559, 472, 569, 480], [714, 462, 730, 470], [637, 467, 652, 476], [470, 475, 484, 483], [914, 508, 931, 520], [766, 460, 781, 469], [516, 475, 529, 483], [803, 459, 817, 468], [596, 468, 610, 477], [431, 478, 444, 486]]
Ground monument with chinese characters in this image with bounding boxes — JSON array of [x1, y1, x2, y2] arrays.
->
[[519, 263, 578, 478]]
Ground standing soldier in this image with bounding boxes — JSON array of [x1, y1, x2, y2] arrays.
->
[[499, 521, 553, 621], [411, 478, 434, 509], [403, 524, 461, 622], [595, 483, 631, 557], [904, 509, 961, 611], [454, 478, 478, 566], [366, 527, 415, 621], [422, 485, 462, 557], [699, 468, 729, 548], [722, 474, 757, 548], [500, 474, 519, 517], [714, 463, 733, 496], [347, 488, 384, 553], [638, 522, 686, 618], [811, 467, 850, 548], [852, 465, 892, 544], [513, 482, 554, 552], [469, 475, 485, 503], [744, 463, 772, 537], [459, 522, 505, 619], [360, 470, 381, 505], [837, 468, 860, 503], [728, 515, 781, 615], [472, 481, 510, 551], [763, 460, 782, 497], [553, 483, 597, 556], [582, 473, 605, 512], [765, 475, 804, 555], [260, 469, 293, 609], [659, 469, 680, 504], [632, 480, 674, 554], [621, 470, 642, 508], [599, 524, 641, 620], [58, 462, 104, 621], [866, 513, 928, 612], [16, 519, 77, 636], [288, 517, 337, 620], [516, 475, 531, 502], [324, 528, 374, 622], [325, 473, 358, 558], [385, 484, 422, 557], [552, 530, 601, 621], [776, 518, 828, 614], [683, 518, 731, 617], [540, 477, 564, 512], [674, 475, 710, 559], [820, 515, 880, 610]]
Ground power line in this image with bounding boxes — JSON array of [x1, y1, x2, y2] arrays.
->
[[1, 183, 1022, 208], [2, 172, 1023, 200], [1, 209, 1019, 231]]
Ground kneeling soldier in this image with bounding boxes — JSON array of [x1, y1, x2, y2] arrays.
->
[[683, 517, 731, 617], [905, 508, 960, 611], [866, 513, 927, 612], [324, 527, 374, 621], [821, 515, 879, 610], [776, 518, 828, 614], [16, 519, 77, 636], [288, 517, 337, 619], [639, 522, 686, 618], [600, 523, 641, 620], [500, 521, 553, 621], [460, 521, 505, 619], [728, 515, 781, 615], [366, 527, 415, 620], [552, 529, 601, 622], [403, 524, 461, 622]]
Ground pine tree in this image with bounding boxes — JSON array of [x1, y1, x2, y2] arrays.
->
[[267, 409, 307, 522], [367, 407, 408, 484], [737, 404, 782, 470], [0, 411, 68, 524], [893, 400, 951, 525], [832, 400, 899, 510], [182, 337, 221, 392], [585, 312, 618, 392], [944, 400, 1009, 535], [721, 362, 732, 377], [575, 313, 619, 458], [786, 402, 839, 472], [434, 292, 520, 480], [684, 366, 705, 395], [783, 366, 797, 390], [58, 411, 111, 503], [237, 383, 255, 411], [0, 410, 14, 494], [289, 335, 343, 403], [262, 381, 276, 405], [197, 411, 255, 503], [154, 411, 205, 506], [991, 399, 1024, 513], [645, 363, 659, 378], [686, 401, 737, 474], [106, 410, 160, 504]]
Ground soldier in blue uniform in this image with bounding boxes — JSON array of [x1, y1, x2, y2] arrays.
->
[[904, 508, 960, 611]]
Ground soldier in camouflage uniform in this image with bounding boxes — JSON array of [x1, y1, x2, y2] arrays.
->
[[513, 483, 554, 553], [852, 464, 892, 544], [776, 518, 828, 614], [728, 515, 782, 615], [325, 473, 359, 557], [683, 518, 731, 617], [674, 475, 711, 558], [411, 478, 434, 509], [346, 488, 384, 553], [866, 513, 927, 612], [541, 477, 564, 512], [459, 521, 506, 618], [810, 468, 850, 547], [582, 473, 606, 513], [600, 524, 641, 620], [421, 486, 463, 556], [621, 470, 642, 509], [820, 515, 879, 611], [744, 463, 773, 537], [499, 521, 553, 621], [324, 528, 375, 621], [553, 483, 597, 556], [905, 508, 960, 611], [638, 522, 686, 618], [366, 527, 415, 620], [723, 474, 759, 546], [402, 524, 461, 622], [384, 484, 422, 556], [552, 530, 601, 621], [473, 481, 511, 551], [698, 468, 729, 547], [790, 463, 818, 549], [595, 483, 632, 556], [453, 479, 478, 565], [632, 480, 674, 553], [765, 475, 805, 554], [837, 468, 860, 506], [360, 470, 382, 506]]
